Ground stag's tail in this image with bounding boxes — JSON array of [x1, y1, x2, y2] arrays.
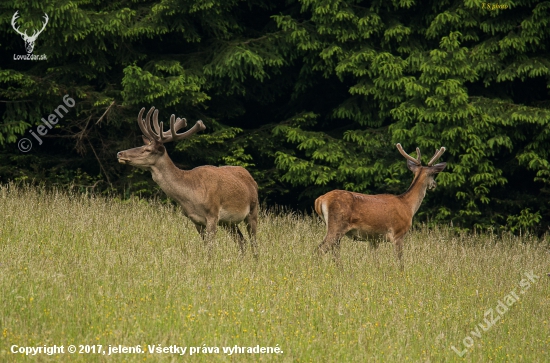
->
[[314, 195, 328, 225]]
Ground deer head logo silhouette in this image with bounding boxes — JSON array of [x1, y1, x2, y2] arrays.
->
[[11, 11, 49, 54]]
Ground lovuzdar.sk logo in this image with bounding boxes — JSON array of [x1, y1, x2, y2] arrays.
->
[[11, 10, 48, 61]]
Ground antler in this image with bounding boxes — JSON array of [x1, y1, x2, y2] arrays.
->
[[11, 11, 48, 40], [396, 143, 446, 166], [137, 107, 154, 141], [427, 147, 446, 166], [137, 107, 205, 143], [396, 143, 421, 166], [11, 11, 27, 38]]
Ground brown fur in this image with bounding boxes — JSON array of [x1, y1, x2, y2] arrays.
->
[[117, 109, 259, 256], [315, 149, 446, 269]]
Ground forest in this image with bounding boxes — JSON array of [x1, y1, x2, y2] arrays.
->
[[1, 0, 549, 232]]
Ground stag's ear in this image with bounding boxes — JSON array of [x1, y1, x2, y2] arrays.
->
[[407, 159, 421, 172], [142, 135, 152, 145], [430, 162, 447, 173], [155, 144, 166, 154]]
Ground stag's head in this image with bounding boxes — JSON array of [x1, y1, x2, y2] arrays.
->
[[11, 11, 49, 54], [396, 143, 446, 190], [117, 107, 205, 169]]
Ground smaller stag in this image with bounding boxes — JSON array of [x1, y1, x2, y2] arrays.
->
[[314, 143, 446, 269], [11, 11, 49, 53], [117, 107, 259, 256]]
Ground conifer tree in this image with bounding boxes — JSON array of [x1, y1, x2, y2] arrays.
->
[[1, 0, 548, 231]]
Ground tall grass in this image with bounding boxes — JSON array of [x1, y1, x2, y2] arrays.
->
[[0, 183, 548, 362]]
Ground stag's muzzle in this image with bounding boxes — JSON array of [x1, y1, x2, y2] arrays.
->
[[117, 151, 128, 164]]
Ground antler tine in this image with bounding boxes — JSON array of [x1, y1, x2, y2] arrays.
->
[[170, 120, 206, 142], [152, 109, 161, 135], [396, 143, 421, 165], [158, 120, 166, 142], [166, 114, 181, 140], [173, 117, 188, 133], [427, 147, 446, 166], [144, 107, 159, 142], [137, 107, 153, 141], [156, 114, 175, 143]]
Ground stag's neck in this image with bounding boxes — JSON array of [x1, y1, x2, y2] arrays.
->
[[399, 173, 429, 216], [149, 154, 188, 199]]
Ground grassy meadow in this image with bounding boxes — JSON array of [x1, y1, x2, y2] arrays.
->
[[0, 183, 548, 362]]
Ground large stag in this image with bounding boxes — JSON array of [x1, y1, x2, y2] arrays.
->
[[11, 11, 49, 53], [117, 107, 259, 256], [314, 143, 446, 269]]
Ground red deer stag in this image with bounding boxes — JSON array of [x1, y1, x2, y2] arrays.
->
[[314, 143, 446, 269], [117, 107, 259, 256]]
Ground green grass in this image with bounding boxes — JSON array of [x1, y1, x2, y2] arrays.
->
[[0, 183, 548, 362]]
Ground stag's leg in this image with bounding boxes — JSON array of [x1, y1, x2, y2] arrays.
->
[[221, 223, 246, 254], [201, 218, 218, 258], [245, 202, 259, 259], [331, 238, 343, 266], [316, 199, 349, 259], [205, 219, 218, 240], [315, 232, 344, 268], [369, 237, 380, 250], [368, 237, 381, 268], [232, 225, 246, 254], [392, 236, 405, 271], [317, 231, 344, 255], [195, 224, 206, 240], [317, 213, 347, 257]]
